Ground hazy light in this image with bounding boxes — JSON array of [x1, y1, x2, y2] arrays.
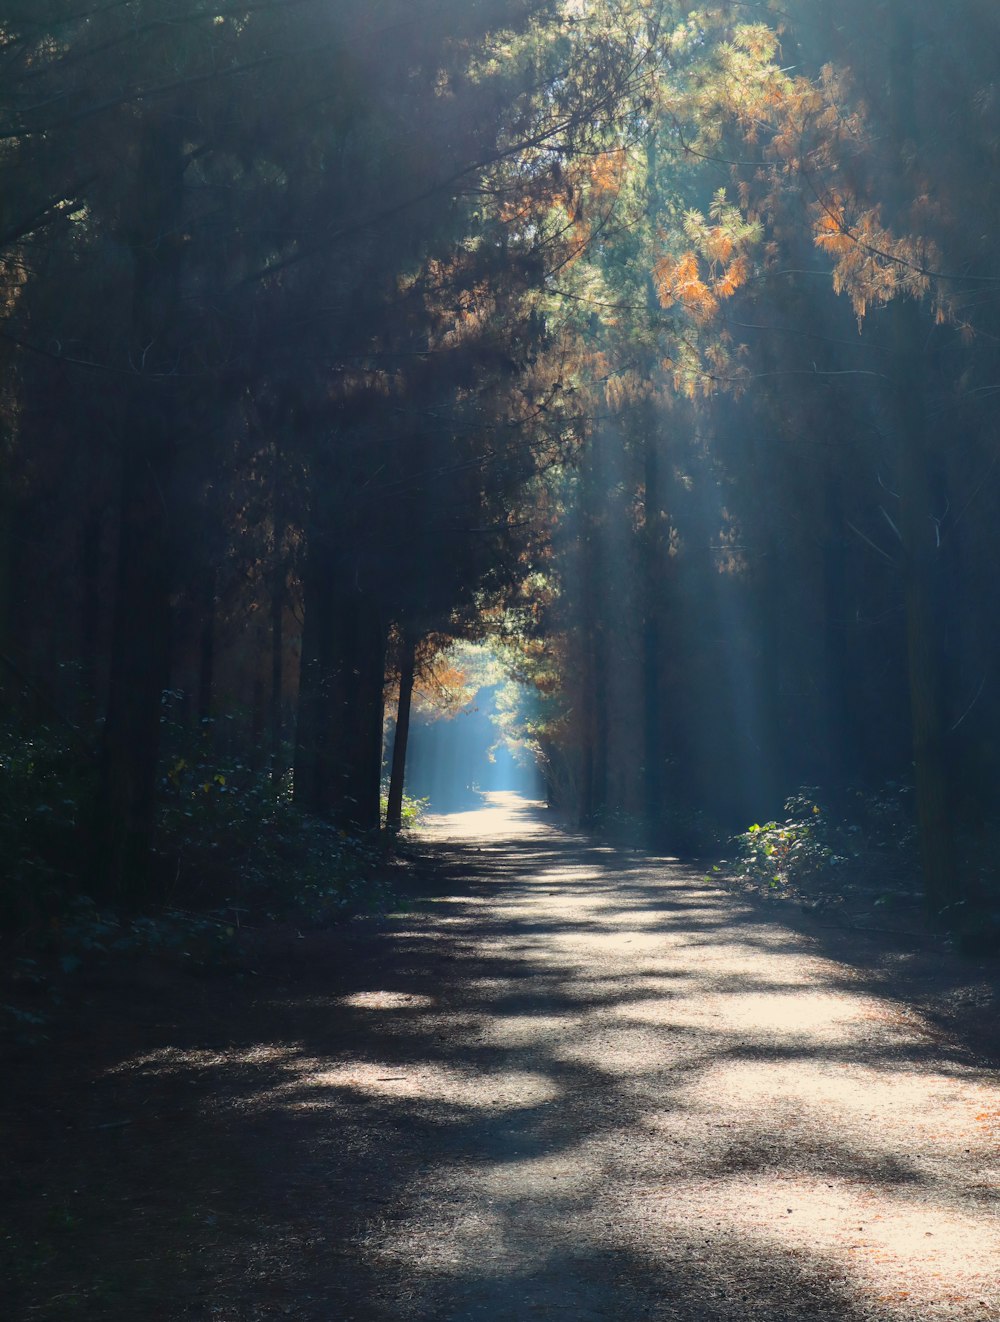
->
[[404, 654, 543, 812]]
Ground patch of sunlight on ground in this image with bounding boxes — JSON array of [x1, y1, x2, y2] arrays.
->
[[534, 866, 611, 885], [108, 1044, 300, 1075], [373, 1149, 606, 1282], [477, 1150, 598, 1198], [552, 1024, 692, 1073], [631, 1174, 1000, 1315], [340, 991, 436, 1010], [275, 1059, 561, 1110], [682, 1058, 1000, 1167], [546, 930, 672, 956], [485, 1014, 588, 1048], [424, 790, 553, 839], [384, 1203, 511, 1275], [633, 988, 893, 1044]]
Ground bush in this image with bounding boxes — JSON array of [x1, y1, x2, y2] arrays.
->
[[157, 735, 392, 921], [0, 703, 406, 943], [379, 786, 429, 832], [733, 783, 919, 899], [736, 798, 840, 894], [0, 725, 97, 934]]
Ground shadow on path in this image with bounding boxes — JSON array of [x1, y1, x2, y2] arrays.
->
[[3, 792, 999, 1320]]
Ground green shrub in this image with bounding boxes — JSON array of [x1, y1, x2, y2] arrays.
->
[[379, 787, 429, 832], [0, 725, 96, 933], [736, 789, 846, 895], [734, 783, 919, 898]]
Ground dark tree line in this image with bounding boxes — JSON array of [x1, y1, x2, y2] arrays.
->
[[514, 1, 1000, 926], [0, 0, 648, 906]]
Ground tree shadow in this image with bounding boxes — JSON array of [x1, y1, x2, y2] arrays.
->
[[4, 794, 999, 1318]]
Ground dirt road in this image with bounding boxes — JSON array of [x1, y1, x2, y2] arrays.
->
[[6, 793, 1000, 1319]]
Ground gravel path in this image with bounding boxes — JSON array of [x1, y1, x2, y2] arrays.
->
[[320, 792, 999, 1322], [8, 792, 999, 1320]]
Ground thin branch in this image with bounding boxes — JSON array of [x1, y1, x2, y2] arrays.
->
[[949, 673, 987, 735], [846, 520, 896, 566]]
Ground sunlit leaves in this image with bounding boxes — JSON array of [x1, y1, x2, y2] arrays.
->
[[651, 190, 761, 339], [700, 42, 954, 329], [811, 190, 940, 325], [588, 147, 629, 200]]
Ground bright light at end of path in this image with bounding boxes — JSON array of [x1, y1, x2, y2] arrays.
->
[[424, 790, 553, 839]]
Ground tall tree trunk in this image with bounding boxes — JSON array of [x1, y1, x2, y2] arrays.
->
[[0, 334, 18, 677], [270, 468, 287, 784], [270, 563, 285, 783], [294, 529, 338, 815], [386, 629, 417, 832], [895, 297, 956, 913], [97, 116, 185, 902], [197, 567, 216, 726], [821, 477, 852, 799], [887, 3, 958, 915], [641, 132, 669, 842], [641, 413, 665, 841], [579, 430, 608, 827], [79, 509, 103, 722], [294, 532, 388, 831]]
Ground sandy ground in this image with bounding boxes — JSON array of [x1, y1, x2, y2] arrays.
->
[[5, 792, 1000, 1320]]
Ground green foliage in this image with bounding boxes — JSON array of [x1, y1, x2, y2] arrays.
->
[[0, 706, 409, 1040], [734, 784, 919, 898], [589, 804, 646, 843], [0, 725, 96, 934], [737, 800, 841, 894], [156, 715, 392, 920], [655, 803, 730, 856], [379, 787, 429, 832]]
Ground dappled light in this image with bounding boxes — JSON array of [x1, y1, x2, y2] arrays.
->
[[340, 991, 437, 1011], [276, 1060, 561, 1111], [78, 793, 999, 1319]]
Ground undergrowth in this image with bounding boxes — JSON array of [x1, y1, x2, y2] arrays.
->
[[731, 784, 1000, 950], [0, 713, 427, 1041], [732, 784, 919, 905]]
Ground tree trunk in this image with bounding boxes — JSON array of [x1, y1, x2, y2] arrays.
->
[[821, 477, 852, 797], [97, 116, 185, 902], [294, 533, 388, 831], [294, 529, 339, 815], [887, 3, 958, 915], [641, 414, 665, 841], [79, 509, 103, 722], [579, 430, 608, 827], [270, 558, 285, 783], [197, 567, 216, 726], [385, 629, 417, 831], [269, 441, 288, 783], [640, 132, 670, 842], [895, 298, 956, 913]]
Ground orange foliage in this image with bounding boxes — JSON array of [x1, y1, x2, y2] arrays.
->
[[588, 148, 628, 199]]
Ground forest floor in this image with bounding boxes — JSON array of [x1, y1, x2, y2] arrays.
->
[[3, 792, 1000, 1321]]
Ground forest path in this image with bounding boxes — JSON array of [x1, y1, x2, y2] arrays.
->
[[7, 793, 1000, 1320]]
